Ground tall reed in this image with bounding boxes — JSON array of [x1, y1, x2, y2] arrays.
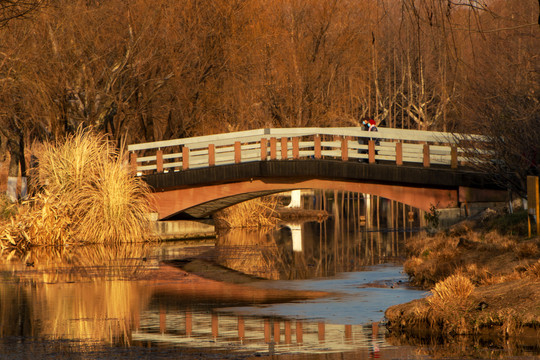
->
[[1, 128, 151, 247]]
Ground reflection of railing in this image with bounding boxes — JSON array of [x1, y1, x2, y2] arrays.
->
[[128, 127, 482, 175], [133, 309, 382, 355]]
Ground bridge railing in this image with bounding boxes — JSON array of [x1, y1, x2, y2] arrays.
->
[[127, 127, 485, 175]]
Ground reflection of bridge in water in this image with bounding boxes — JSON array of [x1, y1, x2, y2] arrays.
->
[[132, 310, 384, 356]]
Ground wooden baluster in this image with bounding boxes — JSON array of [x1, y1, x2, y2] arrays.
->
[[208, 144, 215, 166], [396, 142, 403, 166], [182, 147, 189, 170], [368, 140, 376, 164], [292, 137, 299, 159], [423, 144, 430, 167], [156, 149, 163, 172], [451, 145, 458, 169], [314, 135, 321, 159], [341, 137, 348, 161], [234, 141, 241, 164], [281, 137, 288, 160], [130, 152, 138, 175], [270, 138, 277, 160], [261, 138, 268, 161]]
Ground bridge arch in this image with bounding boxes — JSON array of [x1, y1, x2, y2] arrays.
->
[[151, 177, 459, 220]]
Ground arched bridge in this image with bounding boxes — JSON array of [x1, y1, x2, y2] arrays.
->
[[127, 127, 505, 220]]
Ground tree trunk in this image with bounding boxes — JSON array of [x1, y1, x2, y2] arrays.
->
[[5, 133, 26, 202]]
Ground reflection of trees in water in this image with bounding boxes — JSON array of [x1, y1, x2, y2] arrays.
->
[[3, 243, 153, 283], [0, 244, 154, 346], [217, 190, 418, 280], [266, 223, 406, 280]]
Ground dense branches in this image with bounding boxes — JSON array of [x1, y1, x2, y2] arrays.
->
[[0, 0, 538, 198], [0, 0, 43, 26]]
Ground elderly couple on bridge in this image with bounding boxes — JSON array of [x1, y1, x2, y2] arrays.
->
[[358, 117, 380, 162]]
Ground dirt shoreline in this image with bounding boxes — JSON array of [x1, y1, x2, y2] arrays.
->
[[384, 208, 540, 348]]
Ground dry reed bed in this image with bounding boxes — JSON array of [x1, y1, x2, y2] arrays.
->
[[0, 129, 151, 249], [385, 219, 540, 339], [213, 196, 280, 229]]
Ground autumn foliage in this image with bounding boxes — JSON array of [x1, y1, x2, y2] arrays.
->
[[0, 0, 538, 194]]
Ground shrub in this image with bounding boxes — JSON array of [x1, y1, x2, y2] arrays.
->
[[1, 128, 151, 248]]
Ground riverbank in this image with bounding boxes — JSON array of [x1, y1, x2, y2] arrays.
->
[[384, 208, 540, 345]]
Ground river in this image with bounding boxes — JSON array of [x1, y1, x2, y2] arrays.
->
[[0, 191, 538, 359]]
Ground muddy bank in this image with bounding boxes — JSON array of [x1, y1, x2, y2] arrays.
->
[[384, 209, 540, 344]]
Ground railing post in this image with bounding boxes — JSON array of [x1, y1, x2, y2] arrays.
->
[[270, 137, 277, 160], [185, 310, 192, 337], [341, 137, 348, 161], [451, 145, 458, 169], [160, 307, 166, 334], [212, 313, 219, 339], [130, 152, 138, 175], [396, 142, 403, 166], [261, 138, 268, 161], [314, 135, 321, 159], [156, 149, 163, 173], [234, 141, 241, 163], [208, 144, 215, 166], [281, 137, 288, 160], [318, 322, 325, 342], [264, 319, 271, 343], [423, 144, 430, 167], [368, 140, 376, 164], [238, 316, 245, 341], [274, 321, 281, 344], [285, 320, 292, 344], [292, 137, 299, 159], [182, 146, 190, 170], [296, 320, 303, 344]]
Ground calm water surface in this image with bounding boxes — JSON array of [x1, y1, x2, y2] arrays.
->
[[1, 193, 539, 359]]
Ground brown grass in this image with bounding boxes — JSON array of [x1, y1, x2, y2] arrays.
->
[[0, 128, 151, 248], [386, 213, 540, 339], [402, 227, 540, 289], [214, 196, 280, 228]]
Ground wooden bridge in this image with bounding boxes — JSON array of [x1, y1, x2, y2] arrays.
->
[[127, 127, 506, 220]]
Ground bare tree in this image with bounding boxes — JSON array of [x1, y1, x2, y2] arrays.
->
[[0, 1, 44, 201], [0, 0, 43, 26]]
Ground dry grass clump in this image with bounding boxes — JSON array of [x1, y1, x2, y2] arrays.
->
[[214, 196, 279, 228], [0, 128, 151, 248], [0, 195, 17, 220], [428, 274, 475, 312], [424, 274, 475, 334], [0, 192, 73, 249], [403, 225, 539, 289]]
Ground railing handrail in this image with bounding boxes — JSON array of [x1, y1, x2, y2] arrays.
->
[[127, 127, 486, 175], [127, 127, 484, 152]]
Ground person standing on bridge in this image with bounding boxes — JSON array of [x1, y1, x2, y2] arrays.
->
[[359, 118, 379, 162]]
